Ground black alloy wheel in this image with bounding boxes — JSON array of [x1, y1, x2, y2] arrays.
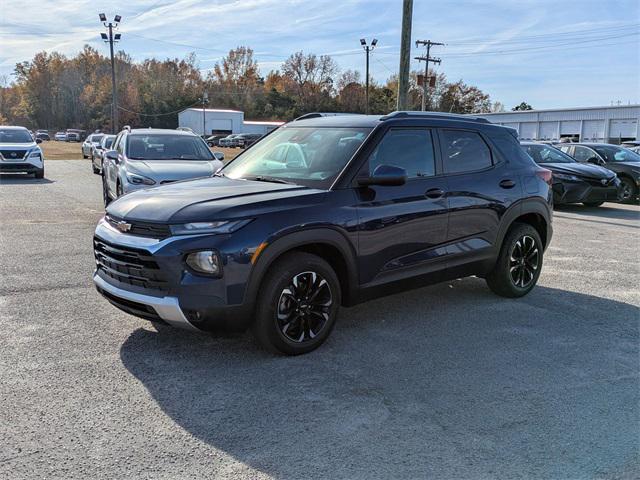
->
[[619, 177, 637, 204], [276, 271, 333, 343], [508, 235, 539, 289]]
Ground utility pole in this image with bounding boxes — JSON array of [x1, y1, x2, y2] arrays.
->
[[202, 91, 209, 136], [99, 13, 122, 133], [360, 38, 378, 114], [397, 0, 413, 110], [415, 40, 443, 111]]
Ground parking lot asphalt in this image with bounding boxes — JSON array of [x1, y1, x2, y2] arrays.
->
[[1, 160, 639, 480]]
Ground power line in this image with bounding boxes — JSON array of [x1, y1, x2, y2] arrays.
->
[[415, 40, 443, 111]]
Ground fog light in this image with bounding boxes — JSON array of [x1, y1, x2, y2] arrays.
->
[[186, 250, 222, 276]]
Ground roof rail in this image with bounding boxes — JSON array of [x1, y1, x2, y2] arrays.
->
[[293, 112, 360, 121], [380, 111, 491, 124]]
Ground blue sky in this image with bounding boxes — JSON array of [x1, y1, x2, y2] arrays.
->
[[1, 0, 638, 109]]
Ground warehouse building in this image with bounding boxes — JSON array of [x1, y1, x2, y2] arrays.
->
[[178, 108, 284, 136], [474, 105, 639, 143]]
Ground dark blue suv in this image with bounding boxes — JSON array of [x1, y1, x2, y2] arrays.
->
[[94, 112, 553, 355]]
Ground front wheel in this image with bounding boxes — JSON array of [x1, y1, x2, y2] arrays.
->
[[91, 156, 100, 174], [486, 223, 543, 298], [252, 252, 341, 355], [102, 174, 111, 207], [619, 177, 637, 204], [34, 168, 44, 179]]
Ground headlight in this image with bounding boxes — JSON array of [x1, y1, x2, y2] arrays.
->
[[28, 150, 42, 158], [170, 219, 252, 236], [185, 250, 222, 276], [126, 173, 155, 185], [554, 173, 580, 181]]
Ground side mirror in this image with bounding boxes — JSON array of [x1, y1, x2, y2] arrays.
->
[[104, 150, 119, 162], [36, 138, 42, 144], [213, 151, 225, 161], [357, 164, 407, 187]]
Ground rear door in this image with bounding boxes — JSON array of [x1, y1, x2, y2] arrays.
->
[[437, 128, 521, 268], [355, 127, 449, 286]]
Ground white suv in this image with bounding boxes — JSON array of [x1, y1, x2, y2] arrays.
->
[[0, 126, 45, 178]]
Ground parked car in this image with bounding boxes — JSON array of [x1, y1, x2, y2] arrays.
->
[[54, 131, 67, 141], [555, 142, 640, 203], [0, 125, 45, 178], [91, 134, 116, 174], [236, 133, 263, 148], [66, 131, 80, 142], [35, 132, 50, 141], [101, 128, 224, 205], [218, 134, 242, 148], [82, 133, 105, 158], [205, 134, 228, 147], [620, 140, 640, 148], [521, 142, 620, 207], [93, 111, 553, 355], [628, 146, 640, 154]]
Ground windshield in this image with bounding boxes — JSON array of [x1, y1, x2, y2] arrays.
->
[[522, 144, 575, 164], [103, 137, 115, 148], [0, 128, 33, 143], [126, 134, 214, 160], [222, 126, 371, 188], [91, 134, 104, 143], [592, 145, 640, 163]]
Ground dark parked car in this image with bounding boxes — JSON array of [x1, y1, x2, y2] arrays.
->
[[93, 112, 553, 355], [35, 132, 50, 141], [236, 133, 263, 148], [521, 142, 621, 207], [555, 143, 640, 203]]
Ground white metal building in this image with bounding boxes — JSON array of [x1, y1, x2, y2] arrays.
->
[[474, 105, 640, 143], [178, 108, 284, 136]]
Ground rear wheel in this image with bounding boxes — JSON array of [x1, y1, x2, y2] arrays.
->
[[583, 201, 603, 207], [486, 223, 543, 298], [102, 175, 111, 207], [91, 156, 100, 174], [619, 177, 637, 204], [252, 252, 341, 355]]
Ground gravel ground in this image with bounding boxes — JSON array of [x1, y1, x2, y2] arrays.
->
[[1, 160, 639, 480]]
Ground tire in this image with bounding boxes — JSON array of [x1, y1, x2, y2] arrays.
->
[[102, 174, 111, 207], [252, 252, 341, 355], [83, 153, 88, 159], [116, 181, 123, 198], [619, 177, 637, 204], [91, 156, 100, 174], [34, 168, 44, 179], [583, 201, 603, 207], [486, 223, 543, 298]]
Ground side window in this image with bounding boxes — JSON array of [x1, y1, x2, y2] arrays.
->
[[116, 134, 126, 154], [367, 129, 435, 178], [557, 145, 571, 155], [440, 130, 492, 174], [572, 146, 593, 162]]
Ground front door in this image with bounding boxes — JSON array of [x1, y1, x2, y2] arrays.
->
[[355, 127, 449, 286]]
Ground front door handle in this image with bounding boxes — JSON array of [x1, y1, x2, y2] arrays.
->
[[499, 179, 516, 189], [425, 188, 445, 199]]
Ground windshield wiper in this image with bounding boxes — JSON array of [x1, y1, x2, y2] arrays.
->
[[243, 175, 295, 185]]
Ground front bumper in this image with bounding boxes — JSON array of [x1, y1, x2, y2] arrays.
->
[[92, 218, 256, 332], [0, 156, 43, 173], [552, 178, 621, 204]]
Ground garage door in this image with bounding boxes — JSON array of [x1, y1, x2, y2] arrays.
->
[[519, 122, 537, 140], [609, 119, 638, 139], [560, 121, 581, 135], [582, 120, 605, 141], [539, 122, 558, 140]]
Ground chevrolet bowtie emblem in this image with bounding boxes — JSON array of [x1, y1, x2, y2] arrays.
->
[[116, 221, 132, 232]]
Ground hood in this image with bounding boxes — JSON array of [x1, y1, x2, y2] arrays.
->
[[0, 142, 38, 151], [126, 159, 223, 183], [609, 161, 640, 169], [543, 162, 615, 180], [107, 176, 326, 223]]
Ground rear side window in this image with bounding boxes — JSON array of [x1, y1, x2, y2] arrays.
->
[[572, 146, 595, 162], [440, 130, 492, 174], [491, 131, 536, 166], [368, 128, 435, 178]]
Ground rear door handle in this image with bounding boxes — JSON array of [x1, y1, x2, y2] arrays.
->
[[499, 179, 516, 189], [425, 188, 445, 199]]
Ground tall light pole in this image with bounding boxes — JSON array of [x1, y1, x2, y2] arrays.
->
[[202, 91, 209, 136], [360, 38, 377, 114], [99, 13, 121, 133]]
